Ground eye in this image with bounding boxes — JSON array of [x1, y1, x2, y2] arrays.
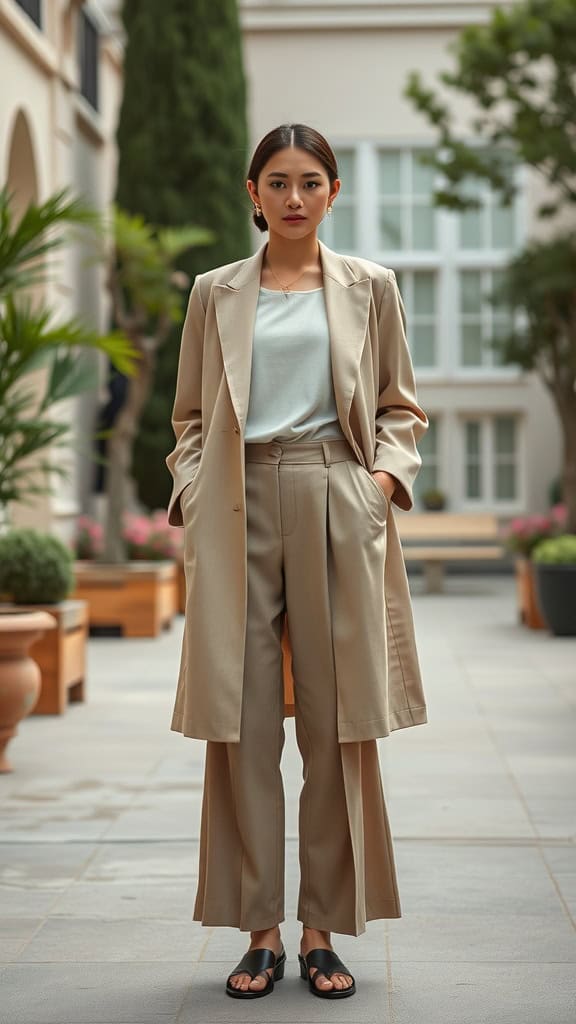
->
[[270, 181, 285, 188], [305, 181, 320, 188]]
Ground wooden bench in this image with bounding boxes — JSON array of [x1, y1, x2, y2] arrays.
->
[[396, 513, 504, 593]]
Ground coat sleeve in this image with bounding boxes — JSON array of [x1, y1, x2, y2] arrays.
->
[[372, 269, 429, 512], [165, 275, 206, 527]]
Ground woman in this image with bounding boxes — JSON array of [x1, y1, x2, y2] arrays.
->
[[166, 124, 429, 1000]]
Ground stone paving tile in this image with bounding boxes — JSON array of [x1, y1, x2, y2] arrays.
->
[[387, 911, 576, 963], [80, 842, 199, 883], [18, 917, 207, 963], [389, 962, 576, 1024], [0, 843, 97, 888], [0, 963, 190, 1024]]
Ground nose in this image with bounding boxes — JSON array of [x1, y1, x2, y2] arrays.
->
[[286, 185, 304, 208]]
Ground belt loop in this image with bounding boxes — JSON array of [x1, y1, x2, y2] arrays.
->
[[321, 441, 331, 467]]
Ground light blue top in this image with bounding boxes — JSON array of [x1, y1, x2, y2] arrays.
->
[[244, 287, 346, 444]]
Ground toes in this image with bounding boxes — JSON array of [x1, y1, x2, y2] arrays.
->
[[310, 968, 334, 990], [248, 971, 270, 991]]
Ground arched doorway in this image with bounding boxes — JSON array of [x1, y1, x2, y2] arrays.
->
[[4, 109, 50, 530], [6, 109, 39, 217]]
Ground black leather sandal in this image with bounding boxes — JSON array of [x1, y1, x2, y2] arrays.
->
[[226, 945, 286, 999], [298, 948, 356, 999]]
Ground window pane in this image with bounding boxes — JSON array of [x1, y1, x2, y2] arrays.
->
[[411, 151, 435, 194], [495, 463, 516, 500], [412, 203, 435, 249], [461, 324, 483, 366], [460, 272, 482, 314], [414, 272, 435, 315], [379, 205, 402, 248], [413, 324, 436, 367], [333, 205, 355, 250], [466, 421, 481, 456], [466, 464, 482, 498], [378, 151, 401, 195], [460, 207, 483, 249], [336, 150, 355, 194], [494, 416, 516, 455], [491, 203, 515, 248]]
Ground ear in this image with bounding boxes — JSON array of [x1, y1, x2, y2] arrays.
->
[[246, 180, 259, 204], [329, 178, 342, 205]]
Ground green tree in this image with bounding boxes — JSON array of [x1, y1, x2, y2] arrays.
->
[[101, 208, 212, 562], [0, 188, 137, 522], [405, 0, 576, 532], [115, 0, 250, 509]]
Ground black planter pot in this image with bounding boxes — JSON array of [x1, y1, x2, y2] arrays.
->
[[534, 564, 576, 636]]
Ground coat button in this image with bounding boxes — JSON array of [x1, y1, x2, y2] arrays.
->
[[233, 503, 240, 511]]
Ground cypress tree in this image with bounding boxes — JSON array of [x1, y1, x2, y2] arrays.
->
[[115, 0, 250, 509]]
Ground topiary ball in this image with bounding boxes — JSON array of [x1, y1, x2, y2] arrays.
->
[[0, 528, 74, 604]]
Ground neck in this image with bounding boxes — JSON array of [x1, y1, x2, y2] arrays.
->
[[265, 231, 321, 272]]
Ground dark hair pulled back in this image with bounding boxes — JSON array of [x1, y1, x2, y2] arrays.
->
[[247, 123, 338, 233]]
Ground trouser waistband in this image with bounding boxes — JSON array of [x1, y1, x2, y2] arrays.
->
[[244, 438, 356, 466]]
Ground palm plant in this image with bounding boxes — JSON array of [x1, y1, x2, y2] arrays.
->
[[0, 188, 137, 522], [101, 207, 213, 562]]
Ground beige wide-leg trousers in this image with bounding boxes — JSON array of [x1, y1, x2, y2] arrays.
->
[[193, 438, 401, 936]]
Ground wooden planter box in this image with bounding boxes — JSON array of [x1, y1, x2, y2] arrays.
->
[[72, 560, 178, 638], [515, 556, 545, 630], [0, 600, 88, 715]]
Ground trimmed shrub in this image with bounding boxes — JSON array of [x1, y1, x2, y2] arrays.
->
[[0, 529, 74, 604]]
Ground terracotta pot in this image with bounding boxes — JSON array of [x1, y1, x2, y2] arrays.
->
[[515, 556, 545, 630], [0, 611, 56, 772]]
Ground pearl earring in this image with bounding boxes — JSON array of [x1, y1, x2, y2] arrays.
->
[[327, 205, 333, 215], [255, 204, 262, 216]]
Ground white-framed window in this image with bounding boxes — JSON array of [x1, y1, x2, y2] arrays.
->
[[377, 148, 437, 252], [458, 268, 513, 368], [461, 414, 521, 506], [319, 142, 522, 378]]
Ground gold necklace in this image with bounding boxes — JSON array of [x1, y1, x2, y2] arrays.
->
[[266, 260, 308, 298]]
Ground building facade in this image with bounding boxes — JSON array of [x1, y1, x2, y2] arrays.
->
[[0, 0, 123, 534], [239, 0, 562, 516]]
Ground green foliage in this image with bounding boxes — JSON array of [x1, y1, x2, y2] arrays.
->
[[116, 0, 250, 509], [404, 0, 576, 217], [0, 188, 138, 512], [532, 534, 576, 564], [488, 233, 576, 382], [0, 528, 74, 603], [110, 207, 213, 324]]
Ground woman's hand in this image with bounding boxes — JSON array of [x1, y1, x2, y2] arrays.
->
[[371, 470, 396, 502]]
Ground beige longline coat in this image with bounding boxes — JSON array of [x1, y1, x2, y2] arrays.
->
[[166, 240, 429, 743]]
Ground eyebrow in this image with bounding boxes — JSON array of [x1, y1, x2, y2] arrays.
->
[[266, 171, 323, 178]]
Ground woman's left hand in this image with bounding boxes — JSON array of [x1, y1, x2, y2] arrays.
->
[[371, 470, 396, 502]]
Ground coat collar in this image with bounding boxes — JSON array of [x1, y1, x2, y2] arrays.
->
[[213, 240, 372, 452]]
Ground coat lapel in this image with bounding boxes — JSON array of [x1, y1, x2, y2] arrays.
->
[[213, 240, 372, 438]]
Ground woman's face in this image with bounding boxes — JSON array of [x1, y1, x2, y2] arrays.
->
[[247, 146, 340, 239]]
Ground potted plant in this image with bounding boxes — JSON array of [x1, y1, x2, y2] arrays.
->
[[72, 511, 184, 631], [0, 529, 89, 716], [421, 487, 447, 511], [532, 535, 576, 637], [503, 506, 567, 629]]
